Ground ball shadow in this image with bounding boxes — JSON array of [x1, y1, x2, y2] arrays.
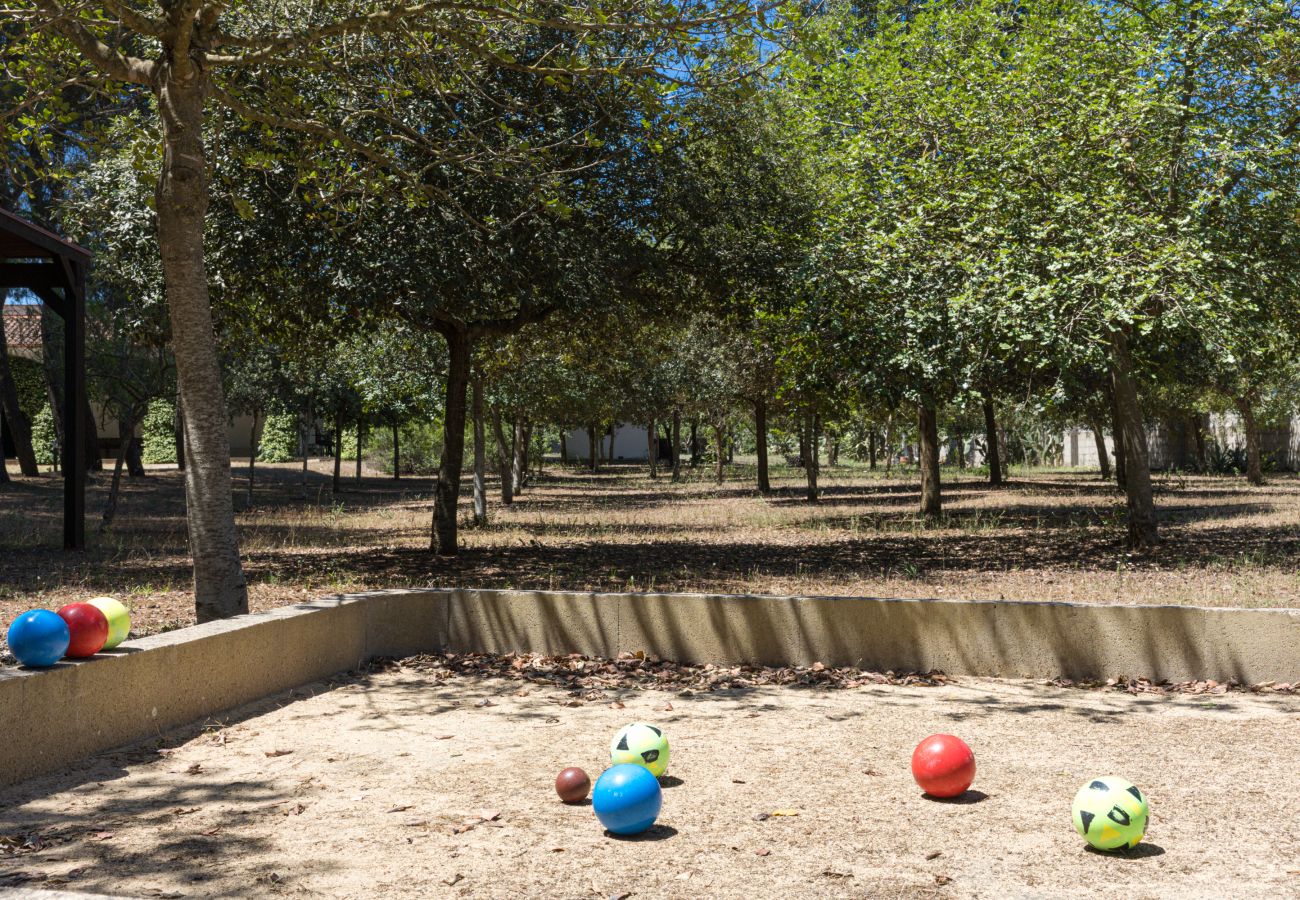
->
[[561, 798, 593, 807], [921, 789, 988, 804], [1085, 842, 1166, 860], [658, 776, 684, 789], [604, 824, 678, 842]]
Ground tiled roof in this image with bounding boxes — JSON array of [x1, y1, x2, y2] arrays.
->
[[3, 305, 42, 351]]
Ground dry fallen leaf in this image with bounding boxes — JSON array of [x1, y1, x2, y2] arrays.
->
[[442, 874, 463, 887], [660, 702, 674, 712], [755, 848, 771, 857], [935, 875, 952, 886], [753, 812, 771, 822], [608, 701, 626, 710], [435, 735, 454, 741], [732, 778, 746, 784], [388, 805, 413, 813], [771, 809, 800, 817], [184, 763, 202, 775], [264, 749, 293, 758], [926, 851, 942, 860], [93, 832, 114, 841], [284, 803, 307, 816], [477, 810, 501, 822]]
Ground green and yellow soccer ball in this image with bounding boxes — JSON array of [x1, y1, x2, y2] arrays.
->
[[610, 723, 670, 777], [1072, 776, 1149, 852]]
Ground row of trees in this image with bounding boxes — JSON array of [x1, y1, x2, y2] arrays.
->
[[3, 0, 1298, 621]]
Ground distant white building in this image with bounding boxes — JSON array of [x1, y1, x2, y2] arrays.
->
[[1062, 413, 1300, 471], [561, 424, 667, 462]]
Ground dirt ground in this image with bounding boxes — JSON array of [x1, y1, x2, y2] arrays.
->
[[3, 461, 1300, 658], [2, 657, 1297, 899]]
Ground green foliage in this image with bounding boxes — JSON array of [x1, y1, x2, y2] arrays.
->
[[140, 400, 176, 464], [370, 422, 444, 476], [258, 413, 300, 463], [30, 405, 57, 466], [9, 356, 47, 424]]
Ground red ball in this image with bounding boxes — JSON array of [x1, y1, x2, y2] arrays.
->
[[911, 734, 975, 798], [56, 603, 109, 658], [555, 767, 591, 804]]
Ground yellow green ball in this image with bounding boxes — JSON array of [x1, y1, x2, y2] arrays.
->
[[86, 597, 131, 650], [610, 723, 670, 778], [1072, 776, 1148, 852]]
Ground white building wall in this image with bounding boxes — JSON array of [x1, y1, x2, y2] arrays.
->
[[563, 424, 651, 461]]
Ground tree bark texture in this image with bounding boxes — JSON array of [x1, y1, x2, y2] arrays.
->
[[392, 420, 400, 480], [670, 410, 682, 481], [174, 398, 185, 471], [714, 422, 725, 484], [1109, 390, 1127, 490], [1109, 329, 1158, 547], [511, 414, 527, 495], [647, 418, 658, 478], [1236, 395, 1264, 486], [804, 414, 820, 502], [246, 412, 259, 508], [587, 425, 598, 474], [432, 329, 472, 555], [472, 375, 487, 526], [755, 397, 770, 494], [918, 403, 942, 518], [156, 69, 246, 621], [982, 395, 1002, 486], [492, 409, 514, 505], [332, 407, 343, 495], [100, 413, 136, 532], [1089, 418, 1111, 482], [559, 432, 568, 465]]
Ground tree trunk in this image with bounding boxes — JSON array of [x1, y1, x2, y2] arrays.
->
[[804, 414, 820, 501], [0, 316, 40, 476], [587, 424, 598, 474], [670, 410, 682, 482], [356, 424, 363, 480], [1109, 329, 1158, 548], [246, 411, 259, 508], [300, 403, 310, 501], [647, 419, 658, 478], [392, 420, 400, 480], [982, 394, 1002, 486], [492, 408, 514, 505], [511, 414, 527, 495], [868, 428, 877, 470], [884, 414, 895, 476], [1109, 390, 1127, 490], [173, 397, 185, 471], [472, 375, 487, 526], [1236, 395, 1264, 486], [559, 431, 568, 465], [156, 69, 246, 621], [755, 396, 770, 494], [332, 406, 343, 495], [688, 419, 700, 467], [714, 421, 725, 484], [1089, 417, 1111, 482], [432, 328, 472, 555], [1190, 415, 1207, 473], [827, 433, 840, 467], [520, 422, 533, 487], [955, 428, 965, 469], [918, 403, 942, 518], [606, 424, 616, 464], [100, 413, 136, 532], [126, 428, 145, 477], [0, 411, 8, 484]]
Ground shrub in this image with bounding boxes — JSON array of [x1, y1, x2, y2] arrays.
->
[[30, 405, 57, 466], [258, 412, 300, 463], [140, 400, 176, 464], [370, 421, 443, 475]]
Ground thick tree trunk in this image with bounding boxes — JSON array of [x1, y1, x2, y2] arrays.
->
[[606, 424, 615, 464], [432, 328, 472, 555], [982, 395, 1002, 486], [246, 411, 259, 508], [918, 403, 942, 518], [471, 375, 487, 526], [100, 413, 136, 532], [492, 409, 514, 505], [755, 397, 770, 494], [520, 422, 533, 487], [156, 69, 246, 621], [1109, 391, 1127, 490], [1109, 329, 1158, 548], [868, 428, 877, 470], [1089, 418, 1111, 482], [688, 419, 700, 467], [647, 419, 658, 478], [559, 432, 568, 465], [954, 428, 965, 469], [827, 433, 840, 467], [1236, 395, 1264, 486], [670, 410, 682, 482], [511, 414, 527, 495], [332, 407, 343, 495], [714, 421, 725, 484], [126, 428, 145, 477], [804, 414, 820, 501], [392, 420, 400, 480], [0, 319, 40, 476], [587, 425, 598, 474]]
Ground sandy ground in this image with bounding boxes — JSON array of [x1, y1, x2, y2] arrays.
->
[[1, 663, 1298, 900]]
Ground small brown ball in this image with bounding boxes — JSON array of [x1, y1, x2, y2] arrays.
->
[[555, 767, 591, 804]]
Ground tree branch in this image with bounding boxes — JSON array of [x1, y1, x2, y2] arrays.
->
[[169, 0, 208, 80], [29, 0, 155, 84]]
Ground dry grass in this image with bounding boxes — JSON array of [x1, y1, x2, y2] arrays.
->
[[2, 458, 1299, 644]]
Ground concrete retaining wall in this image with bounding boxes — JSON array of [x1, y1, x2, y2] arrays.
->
[[2, 589, 1296, 787]]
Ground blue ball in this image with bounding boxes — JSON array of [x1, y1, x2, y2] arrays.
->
[[7, 610, 70, 668], [592, 763, 662, 835]]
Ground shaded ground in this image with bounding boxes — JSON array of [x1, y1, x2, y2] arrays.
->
[[2, 461, 1299, 655], [1, 657, 1296, 899]]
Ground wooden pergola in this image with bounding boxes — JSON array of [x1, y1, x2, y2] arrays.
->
[[0, 206, 89, 550]]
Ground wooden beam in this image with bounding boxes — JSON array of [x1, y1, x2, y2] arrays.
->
[[0, 262, 67, 292]]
